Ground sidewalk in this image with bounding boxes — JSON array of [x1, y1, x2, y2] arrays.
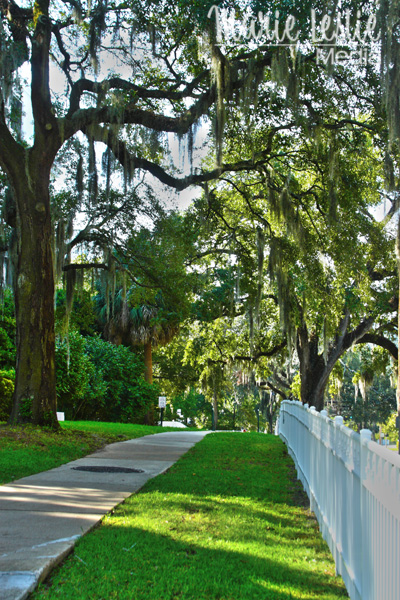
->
[[0, 431, 210, 600]]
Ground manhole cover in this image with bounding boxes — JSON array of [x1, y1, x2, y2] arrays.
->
[[72, 466, 144, 473]]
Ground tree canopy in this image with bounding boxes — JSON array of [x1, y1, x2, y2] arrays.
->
[[0, 0, 399, 428]]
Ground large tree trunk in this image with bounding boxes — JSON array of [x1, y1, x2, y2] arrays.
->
[[5, 0, 60, 427], [297, 327, 328, 412], [296, 313, 375, 413], [8, 169, 58, 427], [212, 390, 218, 430]]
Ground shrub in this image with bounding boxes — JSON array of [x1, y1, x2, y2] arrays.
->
[[380, 412, 398, 445], [0, 368, 15, 421], [55, 332, 94, 420], [55, 333, 158, 423], [0, 289, 16, 370], [84, 336, 158, 423]]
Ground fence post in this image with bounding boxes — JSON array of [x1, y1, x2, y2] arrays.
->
[[360, 428, 372, 600]]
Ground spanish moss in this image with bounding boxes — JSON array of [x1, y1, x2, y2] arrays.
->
[[255, 227, 265, 328]]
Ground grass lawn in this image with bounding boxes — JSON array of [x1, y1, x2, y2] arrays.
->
[[0, 421, 193, 484], [33, 433, 348, 600]]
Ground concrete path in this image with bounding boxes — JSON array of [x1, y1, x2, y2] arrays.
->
[[0, 431, 210, 600]]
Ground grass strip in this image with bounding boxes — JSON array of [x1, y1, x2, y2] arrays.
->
[[33, 432, 348, 600], [0, 421, 192, 484]]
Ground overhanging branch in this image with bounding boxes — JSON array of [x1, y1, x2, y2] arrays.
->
[[234, 340, 287, 362], [84, 124, 281, 191], [62, 262, 108, 271], [356, 333, 398, 360]]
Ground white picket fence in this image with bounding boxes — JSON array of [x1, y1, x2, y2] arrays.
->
[[277, 400, 400, 600]]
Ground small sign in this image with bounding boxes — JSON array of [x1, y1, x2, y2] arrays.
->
[[158, 396, 167, 408]]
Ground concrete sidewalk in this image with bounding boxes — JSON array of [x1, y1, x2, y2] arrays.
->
[[0, 430, 210, 600]]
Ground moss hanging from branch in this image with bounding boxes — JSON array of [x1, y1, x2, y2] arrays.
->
[[328, 138, 339, 223], [268, 236, 294, 359], [110, 259, 116, 316], [322, 317, 329, 364], [240, 57, 264, 117], [235, 260, 241, 303], [380, 0, 400, 143], [102, 146, 115, 199], [88, 136, 98, 205], [0, 22, 28, 104], [76, 152, 84, 195], [271, 48, 289, 88], [187, 122, 201, 173], [255, 227, 265, 328], [88, 2, 107, 73], [54, 220, 66, 282], [76, 266, 84, 294], [211, 45, 230, 166], [248, 306, 254, 356], [99, 266, 110, 321], [384, 150, 396, 191], [271, 179, 305, 250], [65, 267, 76, 328], [6, 230, 16, 290]]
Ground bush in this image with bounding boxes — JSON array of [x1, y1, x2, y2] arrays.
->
[[55, 332, 95, 420], [380, 412, 399, 446], [84, 336, 158, 423], [0, 368, 15, 421], [0, 289, 16, 370], [55, 333, 158, 423]]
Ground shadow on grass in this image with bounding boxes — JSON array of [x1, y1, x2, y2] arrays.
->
[[35, 521, 347, 600]]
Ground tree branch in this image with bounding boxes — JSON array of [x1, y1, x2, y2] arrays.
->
[[356, 333, 398, 360], [84, 124, 280, 192], [62, 262, 108, 271], [234, 340, 287, 362], [68, 72, 209, 115]]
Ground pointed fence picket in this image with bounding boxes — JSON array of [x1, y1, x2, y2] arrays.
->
[[277, 400, 400, 600]]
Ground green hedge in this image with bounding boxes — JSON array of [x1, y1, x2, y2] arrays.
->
[[0, 369, 15, 421], [56, 333, 158, 423]]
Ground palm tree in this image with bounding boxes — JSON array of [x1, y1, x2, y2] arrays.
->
[[103, 299, 179, 385]]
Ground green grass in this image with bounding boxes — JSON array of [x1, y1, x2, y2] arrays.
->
[[33, 433, 348, 600], [0, 421, 194, 484]]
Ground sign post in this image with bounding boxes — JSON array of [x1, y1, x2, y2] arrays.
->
[[158, 396, 166, 426]]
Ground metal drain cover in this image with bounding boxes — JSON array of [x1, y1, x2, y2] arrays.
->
[[72, 466, 145, 473]]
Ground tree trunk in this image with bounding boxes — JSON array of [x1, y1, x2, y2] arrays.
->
[[144, 340, 153, 384], [8, 171, 58, 428], [143, 340, 154, 425], [212, 391, 218, 430], [296, 312, 375, 413], [297, 328, 328, 412], [298, 336, 339, 412], [4, 4, 60, 428]]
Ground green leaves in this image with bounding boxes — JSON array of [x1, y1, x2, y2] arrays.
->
[[55, 333, 158, 423]]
